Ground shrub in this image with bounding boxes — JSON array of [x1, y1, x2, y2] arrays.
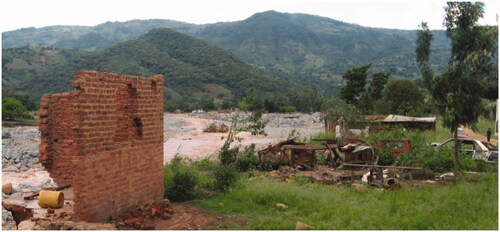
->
[[281, 106, 296, 113], [397, 145, 490, 173], [376, 150, 395, 166], [166, 169, 198, 201], [219, 146, 239, 166], [234, 144, 260, 172], [214, 165, 238, 191], [164, 155, 200, 201], [193, 156, 218, 171]]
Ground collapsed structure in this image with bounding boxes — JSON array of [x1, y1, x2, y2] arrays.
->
[[38, 71, 164, 222]]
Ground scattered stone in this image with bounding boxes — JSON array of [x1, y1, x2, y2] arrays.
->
[[125, 217, 141, 225], [161, 212, 172, 220], [17, 220, 36, 230], [2, 209, 16, 230], [276, 203, 288, 210], [295, 221, 313, 230], [351, 183, 366, 190]]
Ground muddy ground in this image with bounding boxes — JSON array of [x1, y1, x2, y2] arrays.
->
[[163, 112, 323, 163]]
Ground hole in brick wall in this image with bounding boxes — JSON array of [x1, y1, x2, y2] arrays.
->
[[53, 139, 59, 143], [132, 118, 143, 137], [151, 80, 157, 91], [127, 84, 138, 98]]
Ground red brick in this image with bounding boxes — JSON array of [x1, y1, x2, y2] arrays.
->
[[39, 71, 164, 222]]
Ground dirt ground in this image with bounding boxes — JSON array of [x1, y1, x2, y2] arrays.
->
[[163, 113, 322, 163], [463, 127, 498, 145], [144, 203, 245, 230]]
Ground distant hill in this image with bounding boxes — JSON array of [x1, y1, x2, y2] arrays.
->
[[2, 28, 292, 108], [2, 10, 451, 86], [2, 19, 199, 50]]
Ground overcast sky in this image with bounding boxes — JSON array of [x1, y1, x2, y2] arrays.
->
[[0, 0, 498, 33]]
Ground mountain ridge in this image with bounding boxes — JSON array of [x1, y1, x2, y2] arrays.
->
[[2, 27, 293, 109]]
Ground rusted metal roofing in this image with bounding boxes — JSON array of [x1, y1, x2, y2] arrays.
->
[[364, 115, 436, 123]]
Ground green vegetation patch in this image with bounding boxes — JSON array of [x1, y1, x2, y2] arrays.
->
[[192, 175, 498, 230]]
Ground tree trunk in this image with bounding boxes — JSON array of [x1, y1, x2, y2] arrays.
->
[[453, 127, 460, 178]]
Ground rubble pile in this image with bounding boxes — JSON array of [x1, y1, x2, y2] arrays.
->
[[262, 112, 323, 128], [2, 127, 40, 171], [163, 114, 192, 133], [189, 112, 324, 129], [2, 208, 16, 230], [115, 199, 174, 230], [203, 122, 229, 133]]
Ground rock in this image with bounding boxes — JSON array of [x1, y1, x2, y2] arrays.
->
[[295, 221, 313, 230], [2, 183, 13, 195], [18, 220, 36, 230], [276, 203, 288, 210], [125, 217, 141, 225], [161, 212, 172, 220], [351, 183, 366, 190]]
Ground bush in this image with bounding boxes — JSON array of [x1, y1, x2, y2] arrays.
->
[[214, 165, 238, 191], [164, 155, 200, 201], [376, 150, 395, 166], [219, 146, 239, 166], [234, 144, 260, 172], [281, 106, 296, 113], [397, 145, 491, 173], [166, 170, 198, 201]]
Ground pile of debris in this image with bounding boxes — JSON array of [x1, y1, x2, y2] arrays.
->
[[261, 112, 323, 128], [203, 122, 229, 133], [2, 127, 40, 171], [115, 199, 174, 230]]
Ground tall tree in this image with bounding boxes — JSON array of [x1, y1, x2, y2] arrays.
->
[[339, 64, 371, 105], [416, 2, 498, 175], [384, 79, 424, 116], [293, 85, 323, 113], [368, 71, 390, 100]]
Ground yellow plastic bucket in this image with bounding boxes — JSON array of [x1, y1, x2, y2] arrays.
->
[[38, 190, 64, 208]]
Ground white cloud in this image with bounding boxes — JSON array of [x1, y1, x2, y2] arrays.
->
[[0, 0, 498, 32]]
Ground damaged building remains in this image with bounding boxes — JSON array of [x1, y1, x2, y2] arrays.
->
[[38, 71, 164, 222]]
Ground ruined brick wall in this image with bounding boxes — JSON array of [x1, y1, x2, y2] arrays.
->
[[39, 71, 164, 222]]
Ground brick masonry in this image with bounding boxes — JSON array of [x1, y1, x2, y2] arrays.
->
[[38, 71, 164, 222]]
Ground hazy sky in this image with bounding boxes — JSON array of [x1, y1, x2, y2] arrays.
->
[[0, 0, 498, 32]]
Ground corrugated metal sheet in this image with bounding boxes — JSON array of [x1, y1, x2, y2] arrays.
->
[[383, 115, 436, 123], [364, 114, 436, 123]]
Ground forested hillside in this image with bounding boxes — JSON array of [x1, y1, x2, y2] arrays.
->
[[2, 11, 451, 87], [2, 28, 293, 110]]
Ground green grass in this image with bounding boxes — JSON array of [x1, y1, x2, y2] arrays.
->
[[191, 174, 498, 230]]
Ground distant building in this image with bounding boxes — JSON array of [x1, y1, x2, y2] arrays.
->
[[325, 114, 437, 134]]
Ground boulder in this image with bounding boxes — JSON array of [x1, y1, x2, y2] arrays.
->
[[295, 221, 313, 230]]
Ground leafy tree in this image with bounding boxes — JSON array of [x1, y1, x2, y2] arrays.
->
[[2, 89, 37, 111], [2, 97, 28, 121], [293, 85, 323, 113], [199, 95, 215, 111], [239, 88, 255, 112], [368, 71, 390, 100], [383, 79, 424, 116], [416, 2, 498, 175], [339, 64, 371, 105]]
